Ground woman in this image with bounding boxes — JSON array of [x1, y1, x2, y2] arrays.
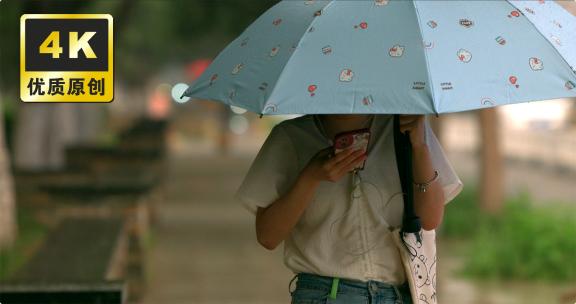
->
[[234, 114, 463, 304]]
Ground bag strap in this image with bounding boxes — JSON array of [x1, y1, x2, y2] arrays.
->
[[393, 115, 422, 240]]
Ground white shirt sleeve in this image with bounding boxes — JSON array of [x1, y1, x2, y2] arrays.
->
[[424, 119, 464, 205], [234, 122, 299, 215]]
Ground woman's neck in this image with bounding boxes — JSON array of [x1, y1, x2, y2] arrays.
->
[[317, 114, 374, 140]]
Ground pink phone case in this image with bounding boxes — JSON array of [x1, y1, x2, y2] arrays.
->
[[333, 127, 371, 170]]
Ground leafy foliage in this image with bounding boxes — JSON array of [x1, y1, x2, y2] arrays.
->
[[440, 187, 576, 281]]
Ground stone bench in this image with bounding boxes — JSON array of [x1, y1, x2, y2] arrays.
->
[[0, 217, 129, 304]]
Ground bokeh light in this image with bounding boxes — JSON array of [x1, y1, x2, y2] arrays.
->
[[229, 115, 249, 135]]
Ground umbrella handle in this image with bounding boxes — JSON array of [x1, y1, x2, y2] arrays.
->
[[393, 114, 422, 234]]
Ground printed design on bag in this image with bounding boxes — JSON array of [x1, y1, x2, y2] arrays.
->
[[565, 81, 575, 90], [427, 20, 437, 29], [402, 232, 438, 304], [322, 45, 332, 55], [495, 36, 506, 45], [413, 255, 431, 287], [429, 256, 438, 303]]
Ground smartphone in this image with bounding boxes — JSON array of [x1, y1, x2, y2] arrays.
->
[[333, 127, 371, 171]]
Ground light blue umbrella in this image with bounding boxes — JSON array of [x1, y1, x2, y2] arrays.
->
[[182, 0, 576, 115]]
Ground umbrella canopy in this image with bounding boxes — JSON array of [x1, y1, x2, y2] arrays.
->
[[182, 0, 576, 115]]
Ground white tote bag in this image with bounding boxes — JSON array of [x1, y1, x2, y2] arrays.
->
[[392, 227, 438, 304]]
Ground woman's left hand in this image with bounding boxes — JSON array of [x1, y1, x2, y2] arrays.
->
[[399, 114, 427, 148]]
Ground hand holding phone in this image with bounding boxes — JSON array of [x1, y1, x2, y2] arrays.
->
[[333, 128, 371, 171]]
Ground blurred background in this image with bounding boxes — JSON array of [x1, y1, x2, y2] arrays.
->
[[0, 1, 575, 304]]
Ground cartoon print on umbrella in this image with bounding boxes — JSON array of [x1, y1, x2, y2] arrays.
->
[[339, 69, 354, 82], [375, 0, 389, 6], [354, 21, 368, 30], [389, 45, 405, 57], [495, 36, 506, 45], [412, 81, 426, 90], [549, 35, 562, 46], [209, 73, 218, 86], [227, 88, 236, 101], [524, 7, 536, 15], [263, 103, 278, 113], [270, 45, 280, 57], [362, 95, 374, 106], [231, 63, 244, 75], [481, 97, 495, 106], [457, 49, 472, 63], [440, 82, 453, 91], [290, 42, 298, 52], [552, 20, 562, 28], [308, 84, 317, 96], [183, 0, 576, 116], [508, 10, 522, 18], [509, 76, 520, 88], [529, 57, 544, 71], [459, 18, 474, 28]]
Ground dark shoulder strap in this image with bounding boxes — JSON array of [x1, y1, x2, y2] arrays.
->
[[393, 114, 422, 234]]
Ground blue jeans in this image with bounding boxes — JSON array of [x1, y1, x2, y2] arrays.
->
[[289, 272, 413, 304]]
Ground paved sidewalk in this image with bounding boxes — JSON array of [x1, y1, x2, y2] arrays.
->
[[142, 153, 293, 304]]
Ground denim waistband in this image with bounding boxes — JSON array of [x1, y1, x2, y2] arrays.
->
[[290, 272, 410, 298]]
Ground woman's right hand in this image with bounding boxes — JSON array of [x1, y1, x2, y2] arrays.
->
[[301, 146, 367, 183]]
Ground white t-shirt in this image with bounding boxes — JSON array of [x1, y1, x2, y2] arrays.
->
[[234, 114, 463, 285]]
